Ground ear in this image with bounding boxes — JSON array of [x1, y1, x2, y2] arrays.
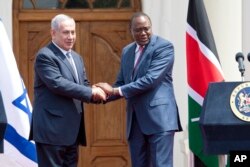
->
[[51, 29, 56, 40], [129, 28, 134, 36], [50, 29, 56, 37]]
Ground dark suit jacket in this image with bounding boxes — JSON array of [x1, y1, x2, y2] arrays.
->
[[113, 35, 182, 138], [30, 42, 92, 146]]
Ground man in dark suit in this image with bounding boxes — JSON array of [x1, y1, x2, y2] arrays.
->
[[96, 12, 182, 167], [29, 14, 106, 167]]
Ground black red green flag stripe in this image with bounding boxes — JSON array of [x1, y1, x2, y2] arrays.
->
[[186, 0, 224, 166]]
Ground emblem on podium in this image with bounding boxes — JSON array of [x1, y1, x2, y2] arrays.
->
[[230, 82, 250, 122]]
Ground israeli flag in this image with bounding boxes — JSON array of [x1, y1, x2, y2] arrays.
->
[[0, 19, 37, 166]]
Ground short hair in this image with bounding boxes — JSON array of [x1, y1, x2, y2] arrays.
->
[[51, 14, 74, 31], [129, 12, 152, 29]]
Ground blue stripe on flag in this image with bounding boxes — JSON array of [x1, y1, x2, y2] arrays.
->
[[4, 124, 37, 163], [12, 88, 32, 123]]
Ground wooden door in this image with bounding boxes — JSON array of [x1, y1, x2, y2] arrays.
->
[[13, 0, 141, 167], [79, 21, 132, 167]]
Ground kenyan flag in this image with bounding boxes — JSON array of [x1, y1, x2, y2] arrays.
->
[[186, 0, 224, 166]]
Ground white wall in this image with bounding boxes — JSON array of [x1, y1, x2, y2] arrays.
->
[[243, 0, 250, 80], [205, 0, 242, 82], [0, 0, 12, 44]]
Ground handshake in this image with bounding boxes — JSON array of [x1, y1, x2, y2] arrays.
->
[[91, 82, 118, 102]]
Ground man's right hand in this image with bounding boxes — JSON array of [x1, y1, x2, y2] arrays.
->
[[94, 82, 113, 96], [92, 87, 107, 101]]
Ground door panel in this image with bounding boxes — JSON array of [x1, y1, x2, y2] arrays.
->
[[79, 21, 132, 167], [19, 22, 51, 102]]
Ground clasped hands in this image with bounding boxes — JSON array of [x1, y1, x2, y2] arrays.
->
[[91, 82, 114, 102]]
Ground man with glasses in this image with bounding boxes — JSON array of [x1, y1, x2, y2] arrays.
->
[[96, 12, 182, 167]]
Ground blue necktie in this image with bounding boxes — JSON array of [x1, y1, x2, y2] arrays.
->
[[66, 52, 79, 83]]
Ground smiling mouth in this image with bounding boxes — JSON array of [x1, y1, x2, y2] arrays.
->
[[67, 42, 74, 45], [140, 38, 149, 43]]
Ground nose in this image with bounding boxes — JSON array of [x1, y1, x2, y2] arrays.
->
[[67, 31, 75, 39], [68, 33, 73, 39], [141, 30, 147, 35]]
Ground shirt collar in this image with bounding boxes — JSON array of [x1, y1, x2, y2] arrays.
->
[[135, 44, 144, 53], [52, 41, 71, 56]]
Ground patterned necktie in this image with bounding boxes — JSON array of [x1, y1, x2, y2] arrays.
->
[[66, 52, 79, 83], [132, 45, 144, 78], [134, 45, 144, 68]]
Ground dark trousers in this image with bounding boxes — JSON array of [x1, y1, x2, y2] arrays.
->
[[128, 115, 175, 167], [36, 142, 78, 167]]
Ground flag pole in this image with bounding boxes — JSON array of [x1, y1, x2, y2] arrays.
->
[[218, 155, 227, 167]]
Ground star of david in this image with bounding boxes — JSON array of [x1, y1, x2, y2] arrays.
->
[[12, 86, 32, 123]]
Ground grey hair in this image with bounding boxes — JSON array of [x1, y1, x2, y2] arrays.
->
[[51, 14, 74, 31]]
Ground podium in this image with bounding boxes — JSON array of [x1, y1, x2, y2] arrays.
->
[[200, 82, 250, 154], [0, 92, 7, 153]]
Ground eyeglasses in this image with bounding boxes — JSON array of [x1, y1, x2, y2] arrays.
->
[[133, 26, 151, 33]]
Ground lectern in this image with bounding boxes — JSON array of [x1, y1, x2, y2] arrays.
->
[[200, 82, 250, 154], [0, 91, 7, 153]]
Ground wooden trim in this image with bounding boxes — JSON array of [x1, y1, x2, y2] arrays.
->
[[18, 11, 136, 21], [13, 0, 21, 64]]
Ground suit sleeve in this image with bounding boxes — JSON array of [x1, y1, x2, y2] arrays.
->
[[120, 41, 174, 99], [34, 49, 92, 102]]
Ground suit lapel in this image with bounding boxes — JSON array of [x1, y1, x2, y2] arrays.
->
[[132, 36, 156, 80], [126, 44, 136, 81], [48, 43, 79, 83]]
